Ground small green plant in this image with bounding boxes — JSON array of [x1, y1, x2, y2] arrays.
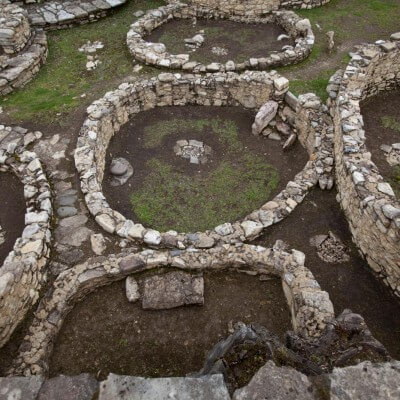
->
[[390, 165, 400, 198], [381, 116, 400, 132]]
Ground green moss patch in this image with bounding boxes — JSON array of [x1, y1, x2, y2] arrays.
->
[[381, 116, 400, 132]]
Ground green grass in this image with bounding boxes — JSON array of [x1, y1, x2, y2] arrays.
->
[[0, 0, 164, 123], [131, 156, 279, 232], [278, 0, 400, 100], [131, 117, 279, 232], [143, 118, 240, 150], [381, 116, 400, 132]]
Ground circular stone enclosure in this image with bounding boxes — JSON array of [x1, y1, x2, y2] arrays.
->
[[328, 33, 400, 297], [0, 125, 52, 349], [127, 2, 314, 73], [75, 71, 334, 249]]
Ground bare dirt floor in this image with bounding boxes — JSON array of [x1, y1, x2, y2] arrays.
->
[[146, 19, 293, 64], [103, 105, 308, 232], [0, 171, 25, 266], [49, 272, 291, 380], [255, 187, 400, 359], [361, 89, 400, 197]]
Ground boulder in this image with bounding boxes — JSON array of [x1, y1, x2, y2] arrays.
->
[[141, 271, 204, 310], [252, 101, 279, 135]]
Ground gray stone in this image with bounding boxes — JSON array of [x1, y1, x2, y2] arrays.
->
[[0, 376, 44, 400], [90, 233, 107, 255], [142, 271, 204, 310], [99, 374, 230, 400], [126, 276, 140, 303], [110, 157, 128, 176], [252, 101, 279, 135], [57, 206, 78, 218], [329, 361, 400, 400], [233, 360, 315, 400], [37, 374, 99, 400]]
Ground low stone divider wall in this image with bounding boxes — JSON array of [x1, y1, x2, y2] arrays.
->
[[9, 242, 334, 376], [0, 125, 52, 348], [0, 1, 48, 96], [24, 0, 128, 30], [328, 33, 400, 297], [168, 0, 330, 16], [74, 71, 333, 249], [127, 2, 314, 73]]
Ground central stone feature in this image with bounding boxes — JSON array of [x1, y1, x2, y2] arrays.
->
[[173, 139, 211, 164]]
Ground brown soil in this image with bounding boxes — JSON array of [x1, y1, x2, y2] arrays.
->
[[0, 171, 25, 266], [255, 187, 400, 359], [49, 271, 291, 379], [146, 19, 293, 64], [103, 105, 308, 229], [361, 89, 400, 195]]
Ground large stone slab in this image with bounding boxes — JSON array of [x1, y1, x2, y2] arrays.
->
[[329, 361, 400, 400], [141, 271, 204, 310], [99, 374, 230, 400], [0, 376, 44, 400], [37, 374, 99, 400]]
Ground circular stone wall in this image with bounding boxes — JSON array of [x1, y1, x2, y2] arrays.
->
[[0, 0, 48, 96], [0, 125, 53, 348], [75, 71, 333, 249], [9, 243, 334, 376], [127, 2, 314, 73], [328, 33, 400, 297]]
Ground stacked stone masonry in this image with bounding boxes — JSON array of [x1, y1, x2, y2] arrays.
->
[[0, 0, 48, 95], [127, 2, 314, 73], [23, 0, 128, 30], [169, 0, 330, 16], [9, 242, 334, 376], [74, 71, 334, 249], [328, 33, 400, 298], [0, 125, 52, 348]]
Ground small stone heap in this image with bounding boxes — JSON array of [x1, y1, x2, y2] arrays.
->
[[173, 139, 211, 164]]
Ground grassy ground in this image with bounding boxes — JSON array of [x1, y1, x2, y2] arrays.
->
[[131, 118, 279, 232], [279, 0, 400, 100], [0, 0, 163, 124]]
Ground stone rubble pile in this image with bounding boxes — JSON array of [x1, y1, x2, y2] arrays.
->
[[127, 2, 314, 73], [0, 125, 52, 348], [328, 33, 400, 297], [173, 139, 211, 164], [381, 142, 400, 166]]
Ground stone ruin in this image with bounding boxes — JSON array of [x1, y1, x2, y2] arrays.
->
[[0, 0, 400, 397]]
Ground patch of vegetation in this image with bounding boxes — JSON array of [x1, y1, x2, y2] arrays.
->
[[132, 117, 279, 232], [143, 118, 240, 150], [381, 116, 400, 132], [0, 0, 164, 123], [279, 0, 400, 99], [288, 69, 334, 101]]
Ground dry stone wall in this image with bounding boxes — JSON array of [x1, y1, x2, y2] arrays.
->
[[0, 125, 52, 348], [127, 2, 314, 73], [328, 33, 400, 297], [169, 0, 330, 16], [0, 1, 47, 96], [74, 71, 333, 249], [9, 242, 334, 376]]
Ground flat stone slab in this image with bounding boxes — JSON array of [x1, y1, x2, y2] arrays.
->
[[37, 374, 99, 400], [99, 374, 230, 400], [141, 271, 204, 310], [0, 376, 44, 400]]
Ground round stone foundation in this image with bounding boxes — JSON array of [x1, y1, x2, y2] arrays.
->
[[127, 2, 314, 73]]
